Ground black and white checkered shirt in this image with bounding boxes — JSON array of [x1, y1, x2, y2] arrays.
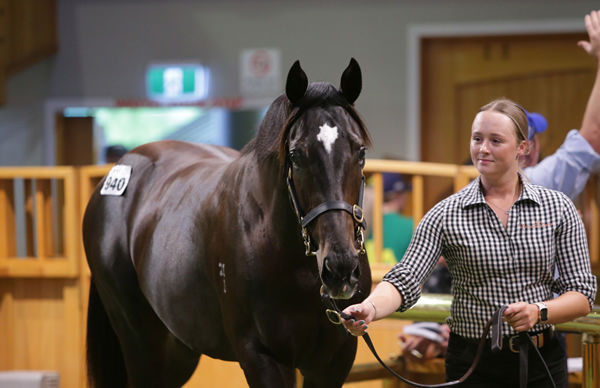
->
[[383, 176, 597, 339]]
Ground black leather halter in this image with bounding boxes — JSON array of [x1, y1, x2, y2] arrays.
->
[[285, 165, 366, 256]]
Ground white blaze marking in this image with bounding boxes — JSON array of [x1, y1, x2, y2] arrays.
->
[[317, 123, 339, 154]]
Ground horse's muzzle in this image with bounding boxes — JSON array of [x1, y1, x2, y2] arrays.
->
[[320, 257, 360, 299]]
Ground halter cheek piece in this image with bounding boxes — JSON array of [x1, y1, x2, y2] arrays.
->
[[285, 166, 366, 256]]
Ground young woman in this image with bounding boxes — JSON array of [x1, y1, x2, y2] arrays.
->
[[343, 99, 597, 387]]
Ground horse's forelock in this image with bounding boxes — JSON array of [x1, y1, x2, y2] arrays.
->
[[245, 82, 371, 174], [276, 83, 372, 162]]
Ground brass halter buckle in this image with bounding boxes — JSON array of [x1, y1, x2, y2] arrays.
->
[[352, 204, 364, 224], [301, 227, 317, 256], [325, 309, 343, 325]]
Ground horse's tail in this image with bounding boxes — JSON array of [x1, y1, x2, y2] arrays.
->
[[86, 279, 128, 388]]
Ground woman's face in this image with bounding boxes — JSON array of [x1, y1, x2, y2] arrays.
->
[[470, 110, 526, 179]]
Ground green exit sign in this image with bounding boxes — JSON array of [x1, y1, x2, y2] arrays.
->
[[146, 64, 209, 102]]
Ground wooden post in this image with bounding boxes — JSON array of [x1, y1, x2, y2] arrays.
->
[[584, 176, 599, 266], [582, 333, 600, 388], [0, 180, 15, 261], [372, 173, 383, 266], [411, 175, 424, 224], [24, 179, 35, 257], [35, 179, 54, 259]]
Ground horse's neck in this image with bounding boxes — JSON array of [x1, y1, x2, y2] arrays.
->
[[230, 155, 298, 231]]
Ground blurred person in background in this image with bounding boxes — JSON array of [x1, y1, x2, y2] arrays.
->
[[104, 144, 128, 164], [365, 172, 414, 264]]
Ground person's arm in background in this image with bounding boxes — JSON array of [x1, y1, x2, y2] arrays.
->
[[524, 10, 600, 199], [578, 10, 600, 153]]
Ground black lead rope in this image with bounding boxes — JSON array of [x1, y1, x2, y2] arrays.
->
[[323, 298, 556, 388]]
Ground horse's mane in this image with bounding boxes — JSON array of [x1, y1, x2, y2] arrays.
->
[[241, 82, 372, 168]]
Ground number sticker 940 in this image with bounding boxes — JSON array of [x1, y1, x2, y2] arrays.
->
[[100, 165, 132, 196]]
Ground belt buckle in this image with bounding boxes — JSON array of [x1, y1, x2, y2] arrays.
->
[[534, 332, 544, 348], [508, 335, 520, 353]]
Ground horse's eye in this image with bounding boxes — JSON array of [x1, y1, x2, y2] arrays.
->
[[289, 150, 301, 167], [359, 147, 366, 167]]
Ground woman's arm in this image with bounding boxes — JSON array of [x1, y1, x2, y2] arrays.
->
[[545, 291, 591, 323], [342, 197, 448, 335], [504, 291, 591, 332]]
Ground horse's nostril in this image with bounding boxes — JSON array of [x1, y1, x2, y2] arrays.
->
[[321, 257, 334, 286], [352, 263, 360, 281]]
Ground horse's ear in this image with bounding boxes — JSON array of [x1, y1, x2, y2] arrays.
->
[[340, 58, 362, 104], [285, 60, 308, 104]]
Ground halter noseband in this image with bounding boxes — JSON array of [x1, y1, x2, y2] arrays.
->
[[285, 166, 367, 256]]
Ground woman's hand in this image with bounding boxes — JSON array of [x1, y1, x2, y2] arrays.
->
[[342, 300, 376, 336], [503, 302, 538, 332]]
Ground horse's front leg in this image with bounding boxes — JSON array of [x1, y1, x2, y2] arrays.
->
[[236, 340, 297, 388], [299, 336, 357, 388]]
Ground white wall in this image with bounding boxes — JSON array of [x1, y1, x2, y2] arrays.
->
[[1, 0, 599, 165]]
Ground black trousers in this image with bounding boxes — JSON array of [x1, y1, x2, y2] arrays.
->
[[445, 332, 568, 387]]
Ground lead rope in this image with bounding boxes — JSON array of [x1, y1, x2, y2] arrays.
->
[[323, 297, 556, 388]]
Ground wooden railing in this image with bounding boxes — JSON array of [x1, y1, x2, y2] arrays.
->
[[0, 167, 78, 277]]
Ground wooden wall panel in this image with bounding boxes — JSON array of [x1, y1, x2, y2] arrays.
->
[[0, 0, 7, 105], [0, 279, 83, 388], [5, 0, 57, 75], [56, 117, 95, 166], [0, 0, 57, 106]]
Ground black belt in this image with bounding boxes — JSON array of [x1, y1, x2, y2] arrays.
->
[[452, 326, 557, 388]]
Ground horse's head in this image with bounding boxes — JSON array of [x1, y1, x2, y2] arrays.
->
[[280, 59, 371, 300]]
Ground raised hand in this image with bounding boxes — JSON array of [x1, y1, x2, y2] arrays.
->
[[578, 10, 600, 58]]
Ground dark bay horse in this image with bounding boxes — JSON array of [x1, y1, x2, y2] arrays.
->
[[83, 59, 372, 388]]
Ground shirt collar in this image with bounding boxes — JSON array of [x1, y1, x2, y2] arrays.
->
[[461, 173, 541, 210]]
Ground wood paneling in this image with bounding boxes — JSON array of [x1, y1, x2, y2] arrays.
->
[[0, 0, 8, 105], [4, 0, 57, 76], [0, 279, 83, 388], [55, 117, 95, 166], [0, 0, 57, 105]]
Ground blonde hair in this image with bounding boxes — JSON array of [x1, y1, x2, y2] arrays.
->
[[479, 98, 528, 143]]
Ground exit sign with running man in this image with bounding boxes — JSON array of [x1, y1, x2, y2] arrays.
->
[[146, 64, 209, 102]]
